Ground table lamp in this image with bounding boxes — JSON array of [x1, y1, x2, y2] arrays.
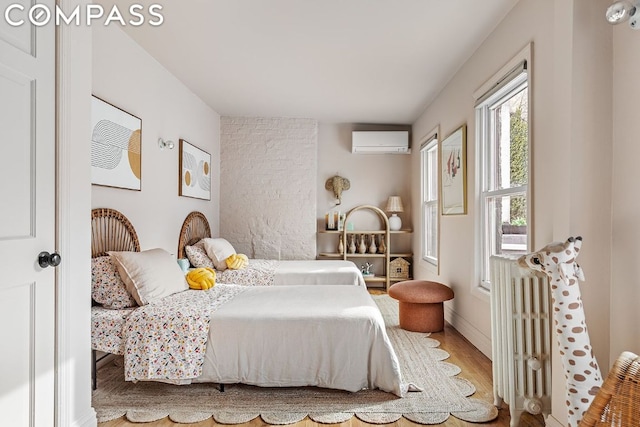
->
[[385, 196, 404, 231]]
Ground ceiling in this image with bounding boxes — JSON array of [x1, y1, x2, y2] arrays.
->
[[109, 0, 519, 124]]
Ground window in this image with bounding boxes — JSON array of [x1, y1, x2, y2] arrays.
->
[[420, 135, 438, 265], [476, 62, 529, 290]]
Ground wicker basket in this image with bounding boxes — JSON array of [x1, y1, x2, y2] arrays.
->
[[579, 351, 640, 426], [389, 257, 410, 280]]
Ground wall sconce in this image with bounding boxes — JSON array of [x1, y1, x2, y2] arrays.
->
[[606, 1, 640, 29], [158, 138, 175, 150], [385, 196, 404, 231]]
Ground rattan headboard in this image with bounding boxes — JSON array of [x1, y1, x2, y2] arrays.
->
[[177, 211, 211, 259], [91, 208, 140, 258]]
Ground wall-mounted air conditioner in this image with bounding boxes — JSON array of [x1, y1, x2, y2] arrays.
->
[[351, 130, 410, 154]]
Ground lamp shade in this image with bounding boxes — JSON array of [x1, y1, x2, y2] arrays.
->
[[385, 196, 404, 213]]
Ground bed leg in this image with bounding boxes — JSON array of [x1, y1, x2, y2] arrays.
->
[[91, 349, 96, 390], [219, 383, 225, 392]]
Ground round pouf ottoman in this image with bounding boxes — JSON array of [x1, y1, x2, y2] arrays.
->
[[388, 280, 454, 332]]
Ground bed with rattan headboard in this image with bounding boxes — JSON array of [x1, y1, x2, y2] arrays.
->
[[90, 207, 140, 389], [177, 211, 211, 259], [178, 211, 366, 287], [89, 209, 406, 397]]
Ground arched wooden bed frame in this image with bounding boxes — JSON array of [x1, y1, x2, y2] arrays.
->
[[90, 207, 141, 390], [91, 208, 140, 257], [177, 211, 211, 259]]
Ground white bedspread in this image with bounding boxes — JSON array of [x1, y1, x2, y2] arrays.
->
[[273, 260, 366, 286], [194, 285, 408, 397], [214, 259, 365, 287]]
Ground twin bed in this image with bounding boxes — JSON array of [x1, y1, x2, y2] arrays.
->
[[91, 209, 409, 397], [177, 211, 366, 287]]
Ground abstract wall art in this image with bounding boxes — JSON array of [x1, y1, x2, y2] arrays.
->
[[179, 139, 211, 200], [91, 96, 142, 190]]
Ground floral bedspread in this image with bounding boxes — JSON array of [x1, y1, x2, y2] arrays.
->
[[92, 306, 136, 355], [123, 284, 247, 382], [214, 259, 278, 286]]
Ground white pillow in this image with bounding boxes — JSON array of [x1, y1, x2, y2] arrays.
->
[[202, 238, 236, 271], [108, 248, 188, 306]]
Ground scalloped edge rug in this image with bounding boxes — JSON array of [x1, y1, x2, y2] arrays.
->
[[93, 295, 497, 425]]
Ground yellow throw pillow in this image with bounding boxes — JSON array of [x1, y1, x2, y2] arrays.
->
[[225, 253, 248, 270], [186, 268, 216, 290]]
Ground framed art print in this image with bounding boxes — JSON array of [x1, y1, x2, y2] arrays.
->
[[441, 125, 467, 215], [179, 139, 211, 200], [90, 96, 142, 190]]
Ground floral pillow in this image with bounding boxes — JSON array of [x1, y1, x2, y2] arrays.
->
[[91, 256, 137, 309], [185, 244, 215, 269]]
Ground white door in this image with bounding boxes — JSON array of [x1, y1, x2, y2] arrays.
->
[[0, 1, 56, 425]]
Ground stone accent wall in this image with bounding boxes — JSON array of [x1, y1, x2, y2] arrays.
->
[[220, 117, 318, 259]]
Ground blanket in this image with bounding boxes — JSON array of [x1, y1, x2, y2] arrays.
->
[[214, 259, 365, 287], [215, 259, 277, 286], [123, 284, 247, 382]]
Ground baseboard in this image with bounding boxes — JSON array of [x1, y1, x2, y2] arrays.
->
[[545, 413, 565, 427], [444, 306, 492, 359], [71, 407, 97, 427]]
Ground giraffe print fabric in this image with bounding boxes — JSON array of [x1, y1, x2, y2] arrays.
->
[[517, 236, 602, 427]]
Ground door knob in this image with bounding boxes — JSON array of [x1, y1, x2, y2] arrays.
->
[[38, 251, 61, 268]]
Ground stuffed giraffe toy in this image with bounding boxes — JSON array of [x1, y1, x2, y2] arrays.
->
[[518, 236, 602, 427]]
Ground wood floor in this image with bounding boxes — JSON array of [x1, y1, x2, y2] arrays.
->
[[98, 293, 545, 427]]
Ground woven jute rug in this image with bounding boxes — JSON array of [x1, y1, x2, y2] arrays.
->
[[93, 295, 498, 425]]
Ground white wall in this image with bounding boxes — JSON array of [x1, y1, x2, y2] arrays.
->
[[411, 0, 615, 425], [91, 25, 221, 254], [316, 123, 413, 255], [220, 117, 318, 259], [219, 119, 413, 261], [57, 1, 95, 424], [611, 21, 640, 360], [413, 0, 556, 357]]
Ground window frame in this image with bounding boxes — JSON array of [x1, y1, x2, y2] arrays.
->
[[475, 61, 531, 291], [420, 133, 439, 266]]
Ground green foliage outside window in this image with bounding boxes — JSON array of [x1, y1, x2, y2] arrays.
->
[[510, 104, 527, 223]]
